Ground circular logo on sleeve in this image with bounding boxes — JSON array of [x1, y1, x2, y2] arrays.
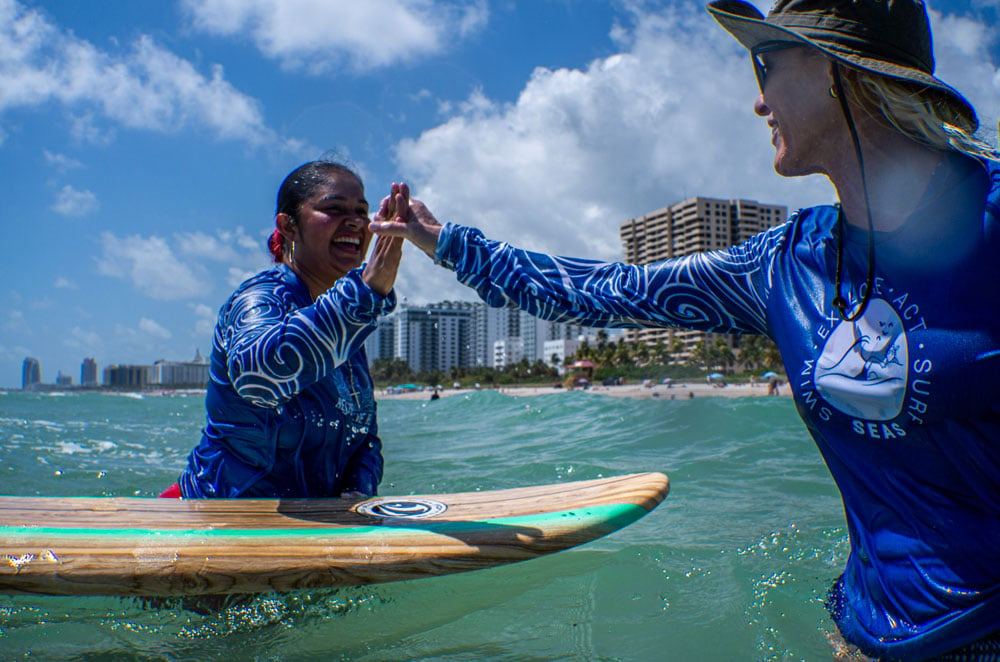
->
[[356, 498, 448, 519]]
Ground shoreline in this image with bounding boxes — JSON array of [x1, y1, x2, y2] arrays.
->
[[376, 380, 790, 401], [9, 381, 790, 402]]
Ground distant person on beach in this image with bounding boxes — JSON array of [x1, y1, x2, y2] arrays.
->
[[162, 159, 402, 499], [372, 1, 1000, 658]]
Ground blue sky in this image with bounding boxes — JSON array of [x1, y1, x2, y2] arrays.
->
[[1, 0, 998, 388]]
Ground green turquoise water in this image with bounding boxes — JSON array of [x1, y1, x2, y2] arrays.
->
[[0, 389, 847, 660]]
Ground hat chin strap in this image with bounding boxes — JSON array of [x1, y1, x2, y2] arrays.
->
[[830, 63, 876, 323]]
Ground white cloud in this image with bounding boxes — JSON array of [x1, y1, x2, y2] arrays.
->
[[51, 185, 98, 217], [929, 8, 1000, 144], [53, 277, 77, 289], [43, 150, 82, 171], [191, 302, 217, 337], [96, 227, 270, 303], [68, 112, 115, 146], [0, 0, 291, 149], [181, 0, 488, 74], [178, 226, 266, 263], [3, 309, 29, 334], [97, 233, 205, 300], [64, 326, 102, 353], [0, 341, 31, 363], [175, 230, 243, 263], [226, 265, 259, 289], [138, 317, 172, 340], [391, 3, 999, 305], [178, 226, 270, 290]]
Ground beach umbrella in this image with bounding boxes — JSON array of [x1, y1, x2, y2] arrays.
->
[[761, 371, 779, 380], [708, 373, 725, 381]]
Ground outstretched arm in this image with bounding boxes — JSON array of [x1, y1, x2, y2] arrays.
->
[[370, 181, 781, 336]]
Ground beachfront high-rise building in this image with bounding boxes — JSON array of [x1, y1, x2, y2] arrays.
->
[[392, 301, 479, 375], [493, 337, 524, 369], [543, 338, 581, 375], [153, 349, 210, 388], [619, 196, 787, 360], [364, 315, 397, 364], [517, 310, 588, 365], [103, 364, 157, 389], [22, 357, 41, 390], [377, 300, 593, 376], [474, 306, 519, 369], [81, 357, 99, 387]]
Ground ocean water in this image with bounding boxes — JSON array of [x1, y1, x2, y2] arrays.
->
[[0, 389, 849, 661]]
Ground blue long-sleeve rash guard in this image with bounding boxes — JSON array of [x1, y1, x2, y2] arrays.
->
[[434, 155, 1000, 660], [179, 264, 395, 499]]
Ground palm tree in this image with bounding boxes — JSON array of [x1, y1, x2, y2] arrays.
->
[[690, 341, 711, 370], [669, 337, 685, 365], [596, 330, 610, 352], [634, 341, 651, 366], [737, 334, 765, 371], [712, 337, 736, 372], [652, 340, 666, 365]]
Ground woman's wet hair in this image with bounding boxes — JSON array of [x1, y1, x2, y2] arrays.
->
[[268, 160, 363, 263], [842, 68, 997, 159]]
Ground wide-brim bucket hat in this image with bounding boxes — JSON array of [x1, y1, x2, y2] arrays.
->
[[707, 0, 978, 131]]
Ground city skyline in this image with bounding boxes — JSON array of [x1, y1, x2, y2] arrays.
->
[[16, 301, 597, 389], [3, 1, 998, 388], [18, 349, 208, 390], [15, 191, 787, 390]]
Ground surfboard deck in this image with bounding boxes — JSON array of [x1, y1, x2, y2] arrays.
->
[[0, 472, 668, 597]]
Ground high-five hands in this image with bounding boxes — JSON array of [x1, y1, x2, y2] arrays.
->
[[369, 182, 443, 260]]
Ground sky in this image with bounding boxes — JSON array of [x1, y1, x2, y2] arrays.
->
[[1, 0, 998, 389]]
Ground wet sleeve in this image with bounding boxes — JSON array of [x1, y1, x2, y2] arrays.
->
[[224, 270, 397, 408], [435, 222, 786, 336]]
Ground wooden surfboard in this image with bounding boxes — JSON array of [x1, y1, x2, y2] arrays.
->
[[0, 472, 668, 597]]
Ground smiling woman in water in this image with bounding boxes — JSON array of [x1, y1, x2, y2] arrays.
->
[[161, 159, 404, 500]]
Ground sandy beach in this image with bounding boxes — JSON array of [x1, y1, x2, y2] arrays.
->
[[376, 380, 790, 401]]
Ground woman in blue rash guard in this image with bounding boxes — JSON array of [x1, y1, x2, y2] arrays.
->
[[372, 2, 1000, 659], [163, 160, 403, 500]]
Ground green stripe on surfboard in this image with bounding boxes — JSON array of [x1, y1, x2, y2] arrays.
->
[[0, 503, 648, 539]]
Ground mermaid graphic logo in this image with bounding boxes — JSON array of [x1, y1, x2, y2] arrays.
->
[[814, 298, 908, 420]]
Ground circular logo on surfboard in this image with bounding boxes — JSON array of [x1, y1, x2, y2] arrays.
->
[[356, 498, 448, 519]]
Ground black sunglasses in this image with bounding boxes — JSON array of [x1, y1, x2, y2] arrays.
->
[[750, 41, 800, 91]]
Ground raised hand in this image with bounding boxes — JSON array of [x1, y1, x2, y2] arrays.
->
[[362, 184, 405, 296]]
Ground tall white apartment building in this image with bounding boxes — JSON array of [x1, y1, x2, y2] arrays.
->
[[373, 300, 590, 375], [390, 301, 479, 374], [493, 337, 525, 369]]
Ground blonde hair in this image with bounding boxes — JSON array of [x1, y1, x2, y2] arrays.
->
[[842, 67, 997, 160]]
